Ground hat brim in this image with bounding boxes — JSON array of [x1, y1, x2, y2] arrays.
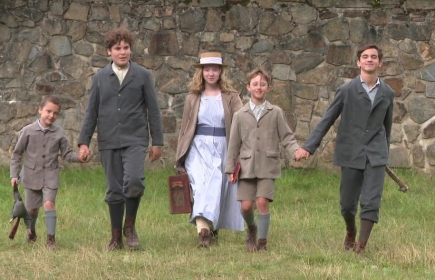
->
[[193, 63, 228, 68]]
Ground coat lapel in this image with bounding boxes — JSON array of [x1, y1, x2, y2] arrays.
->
[[372, 82, 387, 110]]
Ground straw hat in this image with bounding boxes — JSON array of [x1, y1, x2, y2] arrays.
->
[[193, 52, 228, 68]]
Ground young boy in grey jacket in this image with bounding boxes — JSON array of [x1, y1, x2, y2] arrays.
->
[[225, 68, 300, 252], [10, 96, 86, 249]]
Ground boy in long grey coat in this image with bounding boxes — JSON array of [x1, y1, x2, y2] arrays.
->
[[295, 44, 395, 255], [78, 28, 163, 251]]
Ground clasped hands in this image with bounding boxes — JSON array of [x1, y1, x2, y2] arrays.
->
[[294, 148, 310, 162]]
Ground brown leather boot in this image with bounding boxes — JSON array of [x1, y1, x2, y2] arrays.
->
[[123, 217, 140, 250], [198, 228, 211, 248], [46, 234, 57, 250], [108, 228, 124, 251], [27, 229, 37, 243], [344, 228, 357, 250], [257, 238, 267, 251], [246, 224, 257, 252], [355, 241, 367, 255]]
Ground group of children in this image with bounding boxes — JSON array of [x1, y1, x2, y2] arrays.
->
[[10, 41, 392, 256]]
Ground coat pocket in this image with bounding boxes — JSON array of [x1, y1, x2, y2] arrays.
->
[[24, 159, 36, 170], [240, 150, 251, 160], [266, 150, 280, 158]]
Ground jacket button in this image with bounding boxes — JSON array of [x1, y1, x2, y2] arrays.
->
[[42, 155, 45, 158]]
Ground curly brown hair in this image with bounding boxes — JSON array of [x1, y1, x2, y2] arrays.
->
[[105, 28, 133, 50], [189, 66, 235, 95]]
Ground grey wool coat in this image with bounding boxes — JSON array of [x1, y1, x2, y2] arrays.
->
[[10, 120, 80, 190], [225, 101, 300, 179], [303, 76, 395, 169], [78, 61, 163, 150]]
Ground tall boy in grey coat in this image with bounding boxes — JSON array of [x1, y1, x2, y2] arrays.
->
[[78, 28, 163, 251], [295, 44, 395, 254]]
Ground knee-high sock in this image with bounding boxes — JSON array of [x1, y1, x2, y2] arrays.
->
[[344, 216, 356, 232], [242, 211, 255, 227], [258, 213, 270, 239], [30, 212, 39, 231], [45, 210, 56, 236], [359, 219, 374, 244], [108, 202, 124, 229], [125, 197, 140, 218]]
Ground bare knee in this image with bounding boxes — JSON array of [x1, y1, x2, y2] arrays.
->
[[43, 201, 55, 211], [256, 197, 269, 214]]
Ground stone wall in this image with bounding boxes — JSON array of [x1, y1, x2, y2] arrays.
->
[[1, 0, 435, 172]]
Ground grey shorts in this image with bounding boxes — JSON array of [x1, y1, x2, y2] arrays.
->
[[25, 187, 57, 209], [237, 178, 275, 202]]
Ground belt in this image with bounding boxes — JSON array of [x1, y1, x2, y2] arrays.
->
[[195, 125, 226, 137]]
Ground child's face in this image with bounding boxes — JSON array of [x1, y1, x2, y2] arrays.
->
[[38, 101, 60, 127], [202, 65, 222, 86], [247, 74, 270, 104], [107, 40, 131, 68]]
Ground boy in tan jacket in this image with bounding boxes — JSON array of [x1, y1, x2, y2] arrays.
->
[[225, 68, 300, 252]]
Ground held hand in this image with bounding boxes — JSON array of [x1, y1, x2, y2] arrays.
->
[[294, 148, 310, 161], [79, 145, 90, 160], [149, 146, 162, 162], [11, 178, 18, 187]]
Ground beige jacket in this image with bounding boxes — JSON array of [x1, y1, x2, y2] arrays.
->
[[225, 101, 300, 179], [175, 90, 242, 170]]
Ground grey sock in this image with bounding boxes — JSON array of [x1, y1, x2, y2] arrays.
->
[[30, 212, 39, 230], [45, 210, 56, 236], [258, 213, 270, 239], [242, 211, 255, 227]]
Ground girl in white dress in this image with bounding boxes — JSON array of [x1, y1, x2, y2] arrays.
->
[[175, 52, 244, 247]]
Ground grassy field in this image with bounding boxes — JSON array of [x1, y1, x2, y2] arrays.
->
[[0, 165, 434, 280]]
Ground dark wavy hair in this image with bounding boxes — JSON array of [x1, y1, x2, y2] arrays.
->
[[105, 28, 133, 50], [357, 44, 383, 61]]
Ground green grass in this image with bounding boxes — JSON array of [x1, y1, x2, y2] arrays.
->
[[0, 166, 434, 279]]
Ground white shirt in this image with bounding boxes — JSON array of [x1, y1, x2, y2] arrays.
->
[[249, 99, 266, 121], [112, 62, 130, 84]]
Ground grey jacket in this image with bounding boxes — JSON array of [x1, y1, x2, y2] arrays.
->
[[10, 120, 80, 190], [225, 101, 300, 179], [303, 76, 395, 169], [78, 61, 163, 150]]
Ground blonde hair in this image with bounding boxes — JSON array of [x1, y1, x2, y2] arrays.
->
[[189, 66, 235, 94]]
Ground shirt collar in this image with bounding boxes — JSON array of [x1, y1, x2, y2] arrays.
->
[[360, 76, 380, 88], [249, 99, 266, 111], [37, 119, 51, 131]]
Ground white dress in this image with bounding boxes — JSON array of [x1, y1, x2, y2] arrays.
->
[[185, 93, 244, 231]]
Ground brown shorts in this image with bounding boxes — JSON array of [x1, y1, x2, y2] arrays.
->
[[25, 187, 57, 209], [237, 178, 275, 202]]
